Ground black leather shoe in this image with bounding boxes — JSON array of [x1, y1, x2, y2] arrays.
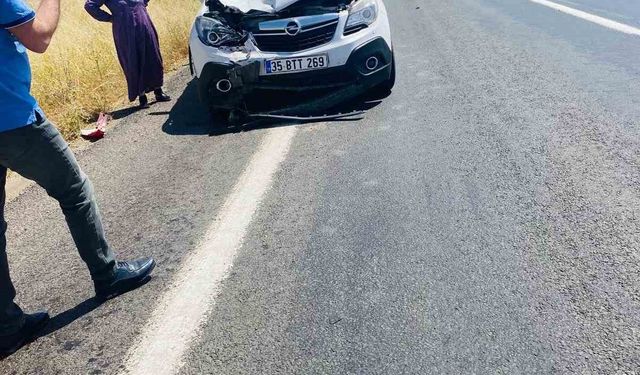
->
[[94, 257, 156, 301], [0, 311, 50, 356], [139, 94, 150, 109], [154, 89, 171, 102]]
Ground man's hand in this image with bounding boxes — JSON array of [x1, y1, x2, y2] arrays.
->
[[9, 0, 61, 54]]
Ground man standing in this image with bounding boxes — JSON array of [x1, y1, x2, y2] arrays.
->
[[0, 0, 156, 355]]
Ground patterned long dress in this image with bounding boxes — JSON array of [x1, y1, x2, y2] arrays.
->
[[85, 0, 164, 101]]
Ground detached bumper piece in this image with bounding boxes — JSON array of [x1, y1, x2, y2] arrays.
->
[[197, 37, 393, 117]]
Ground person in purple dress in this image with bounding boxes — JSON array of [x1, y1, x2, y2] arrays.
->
[[85, 0, 171, 108]]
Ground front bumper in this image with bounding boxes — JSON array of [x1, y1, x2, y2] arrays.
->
[[197, 37, 393, 112]]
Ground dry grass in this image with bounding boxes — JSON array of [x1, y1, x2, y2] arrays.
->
[[28, 0, 200, 141]]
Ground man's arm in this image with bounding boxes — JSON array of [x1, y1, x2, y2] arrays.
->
[[9, 0, 61, 54]]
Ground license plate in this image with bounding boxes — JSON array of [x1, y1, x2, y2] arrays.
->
[[264, 55, 329, 75]]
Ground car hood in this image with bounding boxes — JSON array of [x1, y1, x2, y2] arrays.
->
[[216, 0, 354, 13], [216, 0, 304, 12]]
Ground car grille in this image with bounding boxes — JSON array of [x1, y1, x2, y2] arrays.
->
[[257, 65, 354, 88], [252, 18, 339, 53]]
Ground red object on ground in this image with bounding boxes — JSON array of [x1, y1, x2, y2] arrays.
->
[[81, 112, 109, 140]]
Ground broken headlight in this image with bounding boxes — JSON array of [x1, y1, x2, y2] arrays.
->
[[195, 16, 246, 48], [344, 0, 378, 35]]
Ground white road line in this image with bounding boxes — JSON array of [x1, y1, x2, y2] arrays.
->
[[529, 0, 640, 36], [121, 126, 298, 375]]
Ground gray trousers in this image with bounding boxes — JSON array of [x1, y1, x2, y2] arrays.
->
[[0, 114, 116, 334]]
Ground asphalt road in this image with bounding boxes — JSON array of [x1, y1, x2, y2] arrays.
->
[[2, 0, 640, 373]]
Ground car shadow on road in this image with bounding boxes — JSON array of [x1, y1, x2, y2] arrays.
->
[[161, 80, 217, 136], [161, 79, 386, 137]]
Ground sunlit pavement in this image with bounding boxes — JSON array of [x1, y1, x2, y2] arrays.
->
[[2, 1, 640, 373]]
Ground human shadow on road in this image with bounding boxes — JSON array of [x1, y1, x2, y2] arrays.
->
[[35, 277, 152, 341], [110, 106, 141, 121], [0, 297, 102, 360], [0, 278, 155, 359], [161, 78, 385, 137], [36, 297, 103, 339], [109, 99, 173, 121]]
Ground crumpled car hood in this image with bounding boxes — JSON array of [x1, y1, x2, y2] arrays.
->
[[217, 0, 305, 13]]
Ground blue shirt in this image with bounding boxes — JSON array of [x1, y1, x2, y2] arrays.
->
[[0, 0, 42, 132]]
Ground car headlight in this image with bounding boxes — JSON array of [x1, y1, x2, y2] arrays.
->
[[344, 0, 378, 35], [195, 15, 246, 48]]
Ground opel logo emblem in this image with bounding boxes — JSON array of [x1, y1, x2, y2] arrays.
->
[[285, 21, 301, 36]]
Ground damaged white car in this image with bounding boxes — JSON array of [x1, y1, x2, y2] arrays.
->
[[189, 0, 395, 122]]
